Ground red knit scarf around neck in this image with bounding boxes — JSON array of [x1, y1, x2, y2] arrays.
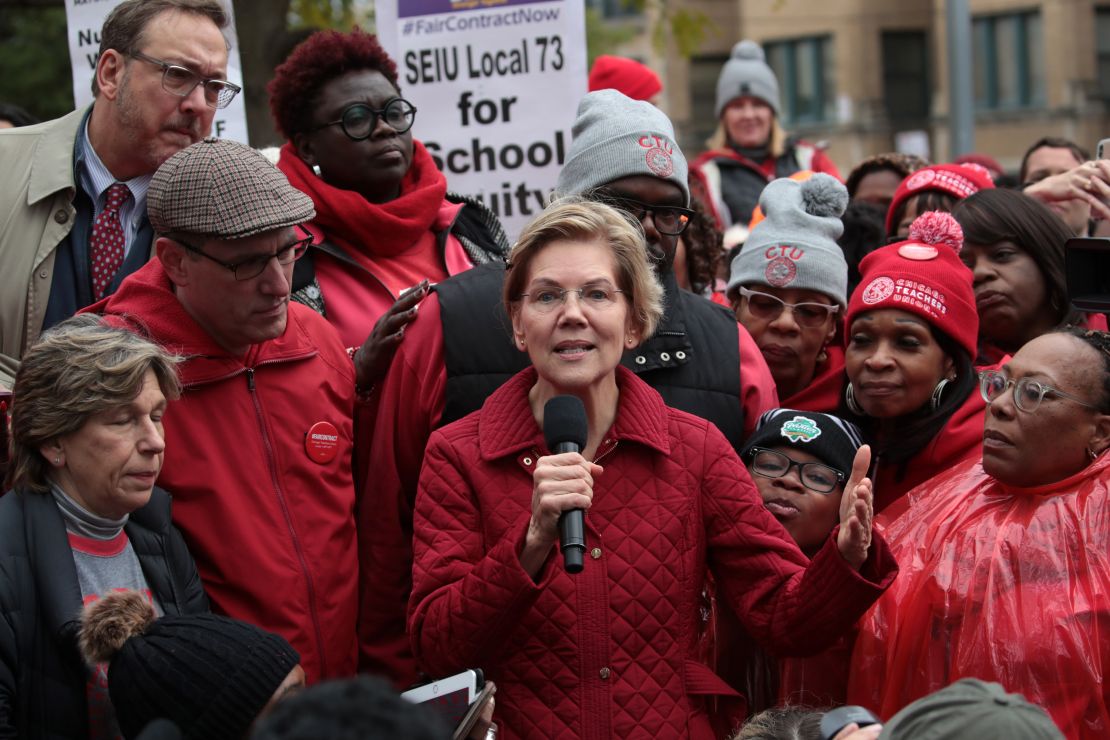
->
[[278, 139, 447, 258]]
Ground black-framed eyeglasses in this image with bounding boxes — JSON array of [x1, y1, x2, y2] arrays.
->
[[747, 447, 845, 494], [313, 98, 417, 140], [598, 195, 695, 236], [130, 51, 241, 109], [515, 282, 626, 314], [738, 287, 839, 328], [171, 235, 312, 281], [978, 369, 1099, 414]]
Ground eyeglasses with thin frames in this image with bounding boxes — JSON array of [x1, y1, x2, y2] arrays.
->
[[515, 283, 626, 314], [130, 51, 241, 109], [738, 287, 839, 328], [171, 235, 312, 281], [747, 447, 845, 494], [313, 99, 418, 140], [978, 369, 1099, 413]]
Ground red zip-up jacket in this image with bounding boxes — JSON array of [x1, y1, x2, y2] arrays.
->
[[88, 260, 359, 683]]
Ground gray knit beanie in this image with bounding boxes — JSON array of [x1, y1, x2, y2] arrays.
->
[[727, 173, 849, 306], [556, 89, 690, 206], [715, 40, 781, 118]]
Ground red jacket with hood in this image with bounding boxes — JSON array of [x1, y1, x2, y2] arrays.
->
[[408, 365, 897, 739], [87, 260, 359, 683]]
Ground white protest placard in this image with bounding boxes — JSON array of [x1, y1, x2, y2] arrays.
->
[[376, 0, 587, 239], [64, 0, 249, 144]]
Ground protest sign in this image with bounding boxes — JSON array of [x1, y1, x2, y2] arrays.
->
[[376, 0, 587, 239], [64, 0, 249, 144]]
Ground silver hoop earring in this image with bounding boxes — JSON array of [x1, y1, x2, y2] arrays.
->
[[845, 382, 865, 416], [1088, 446, 1099, 461], [930, 378, 950, 412]]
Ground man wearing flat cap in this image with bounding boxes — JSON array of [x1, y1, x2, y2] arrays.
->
[[88, 138, 364, 684]]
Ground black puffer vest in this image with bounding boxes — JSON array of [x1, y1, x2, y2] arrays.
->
[[437, 265, 745, 451]]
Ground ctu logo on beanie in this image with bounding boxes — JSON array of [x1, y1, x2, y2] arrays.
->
[[638, 134, 674, 178], [763, 244, 807, 287]]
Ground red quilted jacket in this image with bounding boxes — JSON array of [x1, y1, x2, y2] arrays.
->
[[409, 366, 897, 739]]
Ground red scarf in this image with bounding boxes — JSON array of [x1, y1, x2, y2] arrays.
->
[[278, 139, 447, 259]]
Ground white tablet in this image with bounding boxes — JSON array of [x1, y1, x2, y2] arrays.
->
[[401, 668, 480, 726]]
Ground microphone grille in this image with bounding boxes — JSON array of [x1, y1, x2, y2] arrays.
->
[[543, 395, 588, 451]]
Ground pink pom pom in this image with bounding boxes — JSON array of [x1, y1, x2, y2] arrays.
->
[[908, 211, 963, 253]]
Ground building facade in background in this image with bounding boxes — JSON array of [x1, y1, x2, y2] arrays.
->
[[592, 0, 1110, 175]]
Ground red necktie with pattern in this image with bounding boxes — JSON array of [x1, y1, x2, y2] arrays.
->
[[90, 182, 131, 300]]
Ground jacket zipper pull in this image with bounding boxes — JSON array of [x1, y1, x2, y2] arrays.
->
[[246, 368, 255, 391]]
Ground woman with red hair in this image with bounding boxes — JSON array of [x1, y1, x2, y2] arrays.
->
[[269, 30, 508, 386]]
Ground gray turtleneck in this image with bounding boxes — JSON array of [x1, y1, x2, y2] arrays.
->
[[51, 483, 160, 739]]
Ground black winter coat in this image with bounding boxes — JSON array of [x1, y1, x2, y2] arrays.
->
[[0, 486, 209, 739]]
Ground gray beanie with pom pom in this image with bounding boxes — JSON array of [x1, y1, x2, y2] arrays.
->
[[716, 40, 781, 118], [726, 173, 849, 306]]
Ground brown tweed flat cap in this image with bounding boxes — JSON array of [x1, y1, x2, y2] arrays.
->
[[148, 138, 315, 239]]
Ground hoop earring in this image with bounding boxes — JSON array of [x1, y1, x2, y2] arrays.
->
[[54, 457, 61, 465], [845, 382, 865, 416], [930, 378, 950, 412], [1088, 446, 1100, 461]]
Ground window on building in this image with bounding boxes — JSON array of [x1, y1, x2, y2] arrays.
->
[[585, 0, 638, 19], [882, 31, 930, 124], [972, 11, 1044, 109], [1096, 8, 1110, 97], [763, 36, 835, 125], [687, 54, 728, 152]]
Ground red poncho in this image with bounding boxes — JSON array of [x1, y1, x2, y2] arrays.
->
[[849, 453, 1110, 738]]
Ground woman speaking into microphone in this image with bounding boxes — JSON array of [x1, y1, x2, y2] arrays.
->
[[408, 200, 897, 738]]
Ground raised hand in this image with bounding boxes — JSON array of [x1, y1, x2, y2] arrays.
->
[[352, 280, 429, 391], [837, 444, 874, 570]]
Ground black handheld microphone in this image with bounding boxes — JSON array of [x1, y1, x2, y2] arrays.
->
[[543, 395, 589, 574]]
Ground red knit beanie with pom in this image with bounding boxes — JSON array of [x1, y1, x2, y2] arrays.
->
[[847, 211, 979, 358]]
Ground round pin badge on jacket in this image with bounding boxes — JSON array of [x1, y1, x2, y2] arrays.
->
[[305, 421, 340, 464]]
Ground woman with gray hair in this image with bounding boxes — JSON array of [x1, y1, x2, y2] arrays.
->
[[408, 200, 894, 738], [0, 315, 208, 740]]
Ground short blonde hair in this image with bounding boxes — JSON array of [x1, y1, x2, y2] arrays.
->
[[6, 315, 182, 493], [503, 199, 665, 341]]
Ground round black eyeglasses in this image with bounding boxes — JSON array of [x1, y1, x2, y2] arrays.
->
[[314, 98, 417, 140]]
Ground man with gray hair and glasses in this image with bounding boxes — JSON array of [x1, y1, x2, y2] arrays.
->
[[88, 138, 373, 685], [0, 0, 237, 390]]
